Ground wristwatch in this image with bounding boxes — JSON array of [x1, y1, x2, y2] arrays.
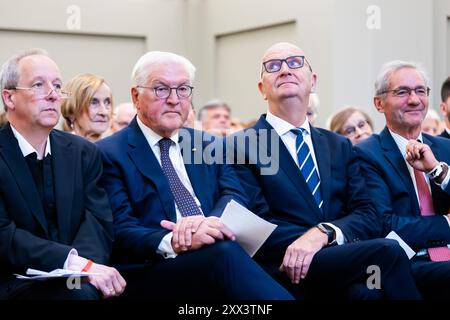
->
[[427, 162, 448, 184], [316, 223, 335, 244]]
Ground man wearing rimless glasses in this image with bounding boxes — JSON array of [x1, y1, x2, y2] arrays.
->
[[230, 42, 422, 299], [355, 60, 450, 299], [0, 49, 126, 299]]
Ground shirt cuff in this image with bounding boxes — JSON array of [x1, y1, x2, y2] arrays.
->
[[440, 164, 450, 190], [157, 232, 178, 259], [323, 223, 345, 245], [63, 249, 78, 270]]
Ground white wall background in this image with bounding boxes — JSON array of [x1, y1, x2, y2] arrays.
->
[[1, 0, 449, 132]]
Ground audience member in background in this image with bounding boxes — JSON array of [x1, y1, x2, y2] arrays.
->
[[61, 73, 113, 142], [355, 60, 450, 299], [111, 102, 136, 133], [421, 109, 442, 136], [198, 99, 231, 136], [439, 76, 450, 138], [307, 93, 319, 124], [0, 49, 125, 300], [96, 50, 294, 300], [329, 106, 374, 144], [0, 112, 8, 128], [183, 101, 197, 128], [230, 118, 244, 134]]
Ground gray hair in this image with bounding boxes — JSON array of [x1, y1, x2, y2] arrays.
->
[[198, 99, 231, 121], [131, 51, 196, 88], [374, 60, 429, 97], [0, 48, 49, 111]]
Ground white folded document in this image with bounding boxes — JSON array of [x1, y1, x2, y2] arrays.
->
[[386, 231, 416, 259], [14, 268, 99, 280], [220, 200, 277, 257]]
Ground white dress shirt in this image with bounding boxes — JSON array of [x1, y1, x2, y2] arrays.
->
[[137, 117, 203, 258], [265, 112, 345, 245], [389, 130, 450, 231]]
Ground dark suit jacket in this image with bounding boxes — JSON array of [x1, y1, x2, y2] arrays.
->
[[440, 129, 450, 139], [96, 119, 249, 264], [229, 115, 381, 261], [355, 127, 450, 249], [0, 123, 113, 293]]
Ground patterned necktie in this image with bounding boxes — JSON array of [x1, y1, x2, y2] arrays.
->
[[291, 128, 323, 210], [413, 168, 450, 261], [158, 138, 202, 217]]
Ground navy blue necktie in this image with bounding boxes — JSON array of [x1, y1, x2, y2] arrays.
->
[[291, 128, 323, 210], [158, 138, 202, 217]]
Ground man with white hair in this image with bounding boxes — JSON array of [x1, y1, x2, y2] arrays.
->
[[96, 51, 293, 300]]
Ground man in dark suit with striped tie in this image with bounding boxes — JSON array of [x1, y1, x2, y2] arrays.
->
[[229, 42, 422, 300], [355, 60, 450, 299], [439, 76, 450, 139]]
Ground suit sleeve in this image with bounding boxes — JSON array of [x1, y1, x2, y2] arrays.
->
[[69, 145, 114, 265], [98, 148, 168, 263], [327, 143, 383, 242], [355, 146, 450, 248], [0, 193, 73, 272]]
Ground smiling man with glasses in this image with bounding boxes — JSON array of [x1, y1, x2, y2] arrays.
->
[[355, 60, 450, 299]]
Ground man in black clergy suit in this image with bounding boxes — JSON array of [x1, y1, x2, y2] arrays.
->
[[0, 49, 126, 299]]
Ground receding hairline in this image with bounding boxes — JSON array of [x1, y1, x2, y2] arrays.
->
[[262, 42, 304, 61]]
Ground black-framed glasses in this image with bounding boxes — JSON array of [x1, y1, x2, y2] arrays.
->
[[14, 83, 70, 99], [261, 55, 311, 75], [379, 86, 430, 98], [137, 85, 193, 99]]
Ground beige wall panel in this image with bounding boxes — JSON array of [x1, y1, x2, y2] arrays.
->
[[215, 22, 297, 122]]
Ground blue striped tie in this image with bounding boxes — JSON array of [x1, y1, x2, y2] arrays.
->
[[291, 128, 323, 210]]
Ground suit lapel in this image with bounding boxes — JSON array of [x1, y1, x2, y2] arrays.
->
[[380, 128, 420, 213], [310, 127, 331, 219], [127, 121, 176, 221], [0, 124, 49, 235], [256, 116, 323, 219], [51, 131, 75, 243]]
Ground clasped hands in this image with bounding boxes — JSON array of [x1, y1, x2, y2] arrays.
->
[[161, 216, 235, 253]]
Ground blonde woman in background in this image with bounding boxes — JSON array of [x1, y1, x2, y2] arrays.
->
[[61, 73, 113, 142], [329, 106, 374, 144]]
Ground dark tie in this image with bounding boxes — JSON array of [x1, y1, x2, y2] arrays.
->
[[291, 128, 323, 210], [413, 168, 450, 261], [158, 138, 203, 217]]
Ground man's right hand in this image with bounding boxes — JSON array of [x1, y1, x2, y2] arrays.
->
[[161, 216, 235, 253], [68, 255, 126, 299]]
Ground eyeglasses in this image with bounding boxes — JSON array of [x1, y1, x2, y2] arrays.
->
[[379, 86, 430, 98], [14, 83, 70, 99], [137, 85, 193, 99], [261, 55, 311, 75], [342, 120, 369, 137]]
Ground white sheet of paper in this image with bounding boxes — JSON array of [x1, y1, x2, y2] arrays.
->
[[386, 231, 416, 259], [14, 268, 99, 280], [220, 200, 277, 257]]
